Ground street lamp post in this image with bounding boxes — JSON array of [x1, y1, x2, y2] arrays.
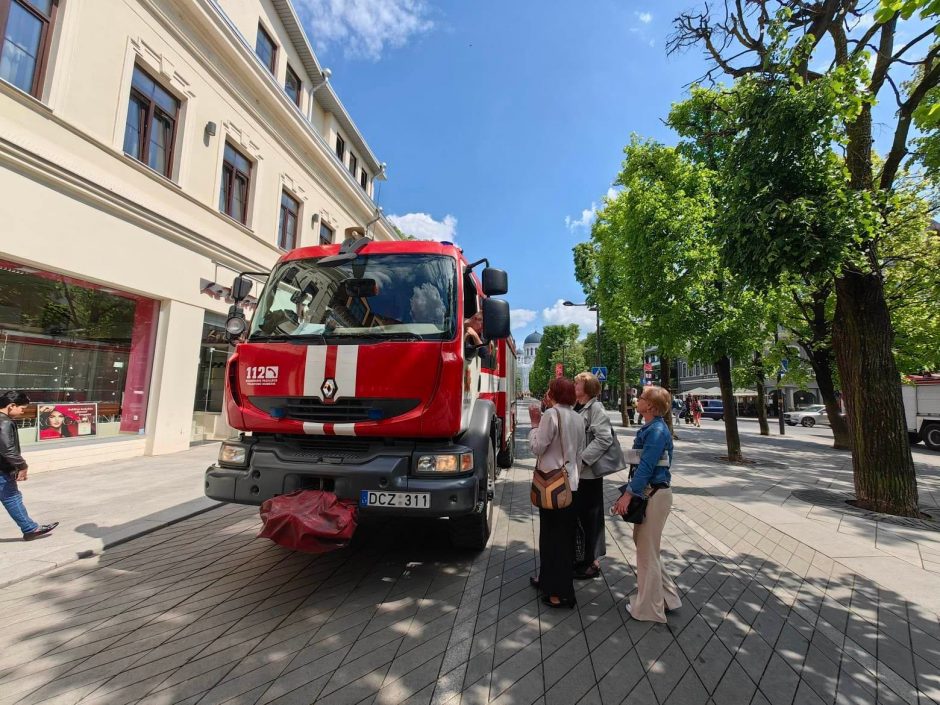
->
[[562, 300, 600, 367]]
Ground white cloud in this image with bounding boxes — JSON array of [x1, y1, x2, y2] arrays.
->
[[542, 299, 597, 336], [511, 309, 537, 330], [635, 11, 653, 24], [564, 188, 620, 232], [564, 205, 597, 232], [295, 0, 434, 60], [387, 212, 457, 241]]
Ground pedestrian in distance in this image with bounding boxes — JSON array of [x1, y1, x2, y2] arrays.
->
[[528, 377, 586, 608], [683, 395, 693, 425], [573, 371, 619, 580], [612, 385, 682, 622], [0, 392, 58, 541], [692, 396, 703, 427], [625, 388, 636, 428]]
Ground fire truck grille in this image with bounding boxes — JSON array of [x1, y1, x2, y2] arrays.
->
[[250, 397, 420, 423]]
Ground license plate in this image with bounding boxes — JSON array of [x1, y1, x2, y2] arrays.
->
[[360, 491, 430, 509]]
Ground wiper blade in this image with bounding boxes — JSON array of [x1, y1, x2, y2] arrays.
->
[[247, 333, 327, 344]]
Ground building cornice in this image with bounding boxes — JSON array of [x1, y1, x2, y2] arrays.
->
[[0, 134, 272, 277]]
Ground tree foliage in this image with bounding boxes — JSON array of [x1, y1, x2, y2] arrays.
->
[[528, 325, 583, 398]]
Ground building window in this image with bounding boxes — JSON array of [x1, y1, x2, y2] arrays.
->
[[278, 190, 299, 250], [359, 168, 369, 191], [0, 0, 57, 98], [122, 65, 180, 178], [348, 152, 357, 177], [255, 23, 276, 74], [219, 142, 252, 225], [285, 63, 301, 106], [319, 222, 333, 246], [335, 135, 345, 161]]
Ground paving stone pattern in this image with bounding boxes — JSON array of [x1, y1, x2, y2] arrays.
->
[[1, 425, 939, 705]]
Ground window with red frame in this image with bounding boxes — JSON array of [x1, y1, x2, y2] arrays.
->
[[278, 190, 299, 250], [123, 65, 180, 178], [0, 0, 58, 98], [219, 143, 252, 225]]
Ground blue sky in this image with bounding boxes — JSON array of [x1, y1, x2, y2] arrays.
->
[[293, 1, 922, 344]]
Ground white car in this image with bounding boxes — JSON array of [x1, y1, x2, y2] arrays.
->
[[784, 404, 834, 427]]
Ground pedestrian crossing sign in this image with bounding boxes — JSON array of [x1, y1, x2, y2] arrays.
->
[[591, 366, 608, 382]]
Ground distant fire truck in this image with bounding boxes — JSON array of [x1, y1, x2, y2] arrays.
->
[[205, 237, 516, 549]]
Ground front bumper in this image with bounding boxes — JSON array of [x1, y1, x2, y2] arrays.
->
[[205, 440, 482, 518]]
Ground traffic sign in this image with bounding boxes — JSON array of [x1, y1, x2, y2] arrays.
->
[[555, 363, 563, 378], [644, 362, 653, 372], [591, 366, 608, 382]]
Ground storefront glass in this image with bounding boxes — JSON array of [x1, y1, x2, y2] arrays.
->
[[0, 260, 158, 446], [191, 312, 231, 441]]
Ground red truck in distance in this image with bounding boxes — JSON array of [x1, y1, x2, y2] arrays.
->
[[205, 237, 516, 549]]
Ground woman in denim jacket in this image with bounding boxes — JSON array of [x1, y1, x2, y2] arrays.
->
[[613, 386, 682, 622]]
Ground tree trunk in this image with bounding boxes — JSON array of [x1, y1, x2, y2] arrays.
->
[[716, 355, 743, 461], [618, 343, 628, 427], [833, 269, 918, 516], [806, 346, 852, 451], [754, 352, 769, 436], [660, 353, 677, 438]]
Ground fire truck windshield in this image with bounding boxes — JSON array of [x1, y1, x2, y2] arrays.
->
[[248, 254, 458, 342]]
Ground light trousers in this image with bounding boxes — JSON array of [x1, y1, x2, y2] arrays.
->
[[630, 488, 682, 622]]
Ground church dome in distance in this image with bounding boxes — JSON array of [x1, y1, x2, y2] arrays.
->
[[524, 331, 543, 345]]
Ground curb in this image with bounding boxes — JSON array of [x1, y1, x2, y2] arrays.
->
[[0, 501, 224, 589]]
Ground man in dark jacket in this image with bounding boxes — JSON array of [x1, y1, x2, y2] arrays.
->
[[0, 392, 57, 540]]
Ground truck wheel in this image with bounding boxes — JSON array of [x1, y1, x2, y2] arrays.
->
[[924, 424, 940, 452], [496, 434, 514, 469], [451, 441, 495, 550], [801, 418, 815, 428]]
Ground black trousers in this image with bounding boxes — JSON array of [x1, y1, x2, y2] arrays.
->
[[573, 478, 606, 566], [538, 504, 575, 601]]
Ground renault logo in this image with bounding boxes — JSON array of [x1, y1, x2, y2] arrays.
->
[[321, 378, 338, 400]]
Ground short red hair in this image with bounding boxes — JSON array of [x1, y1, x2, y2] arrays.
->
[[548, 377, 577, 406]]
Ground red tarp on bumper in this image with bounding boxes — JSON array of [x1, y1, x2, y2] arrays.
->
[[258, 490, 358, 553]]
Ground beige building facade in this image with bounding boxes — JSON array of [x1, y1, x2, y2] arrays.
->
[[0, 0, 397, 471]]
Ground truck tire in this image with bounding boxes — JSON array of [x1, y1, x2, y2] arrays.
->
[[924, 423, 940, 452], [801, 418, 815, 428], [497, 433, 514, 469], [451, 440, 495, 550]]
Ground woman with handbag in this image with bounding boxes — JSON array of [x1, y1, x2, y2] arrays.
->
[[528, 376, 585, 608], [612, 385, 682, 622], [573, 371, 624, 580]]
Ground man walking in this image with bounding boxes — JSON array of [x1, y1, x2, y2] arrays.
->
[[0, 392, 57, 540]]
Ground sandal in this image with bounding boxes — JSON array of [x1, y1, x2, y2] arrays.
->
[[542, 595, 576, 609], [574, 564, 600, 580]]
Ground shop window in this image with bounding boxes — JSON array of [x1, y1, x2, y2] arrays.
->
[[255, 23, 276, 74], [285, 63, 301, 106], [0, 259, 158, 446], [219, 142, 252, 225], [319, 222, 333, 245], [0, 0, 57, 98], [123, 65, 180, 178], [278, 189, 299, 250]]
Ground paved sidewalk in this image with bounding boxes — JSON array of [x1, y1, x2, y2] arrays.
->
[[0, 417, 938, 705], [0, 443, 221, 587]]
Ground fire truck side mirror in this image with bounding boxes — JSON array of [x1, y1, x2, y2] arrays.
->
[[481, 268, 508, 296], [231, 276, 253, 303], [482, 298, 510, 340]]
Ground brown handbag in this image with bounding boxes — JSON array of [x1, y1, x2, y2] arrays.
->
[[530, 410, 573, 510]]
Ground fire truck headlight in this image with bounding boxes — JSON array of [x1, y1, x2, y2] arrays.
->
[[416, 453, 473, 473], [219, 442, 249, 467]]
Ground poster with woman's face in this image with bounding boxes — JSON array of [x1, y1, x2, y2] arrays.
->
[[37, 403, 98, 441]]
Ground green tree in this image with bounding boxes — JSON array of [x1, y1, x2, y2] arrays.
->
[[670, 3, 940, 514], [528, 325, 582, 398], [593, 137, 768, 460]]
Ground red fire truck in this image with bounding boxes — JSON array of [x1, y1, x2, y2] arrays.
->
[[205, 237, 516, 549]]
